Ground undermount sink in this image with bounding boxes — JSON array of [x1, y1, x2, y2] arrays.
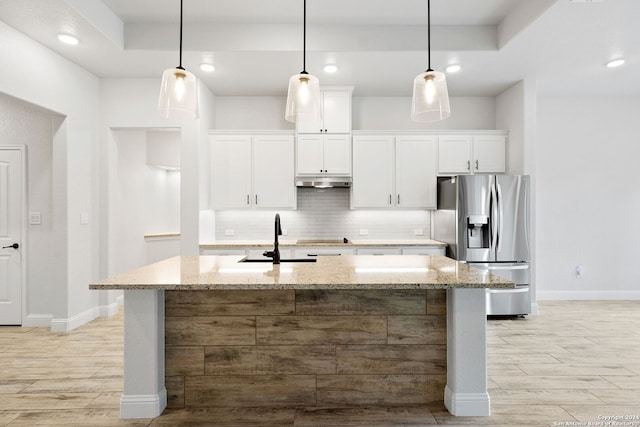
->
[[296, 238, 350, 244], [239, 258, 317, 263]]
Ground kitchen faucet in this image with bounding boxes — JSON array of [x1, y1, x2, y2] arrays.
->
[[263, 213, 282, 264]]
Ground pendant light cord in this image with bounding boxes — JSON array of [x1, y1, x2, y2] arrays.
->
[[302, 0, 308, 74], [427, 0, 432, 72], [178, 0, 184, 70]]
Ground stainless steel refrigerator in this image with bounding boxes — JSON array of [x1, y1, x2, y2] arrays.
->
[[435, 175, 531, 316]]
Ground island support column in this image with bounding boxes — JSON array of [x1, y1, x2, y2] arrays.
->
[[444, 288, 490, 416], [120, 290, 167, 418]]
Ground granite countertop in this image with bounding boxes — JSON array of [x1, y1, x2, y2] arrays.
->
[[89, 255, 514, 291], [200, 239, 446, 248]]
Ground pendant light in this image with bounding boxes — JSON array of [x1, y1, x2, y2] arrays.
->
[[158, 0, 199, 120], [411, 0, 450, 122], [285, 0, 321, 123]]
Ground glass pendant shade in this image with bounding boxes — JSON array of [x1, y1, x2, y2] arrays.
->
[[158, 67, 199, 120], [411, 70, 450, 122], [285, 72, 322, 123]]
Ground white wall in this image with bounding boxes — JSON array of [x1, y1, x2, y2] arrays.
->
[[536, 96, 640, 299], [109, 129, 181, 274], [0, 20, 101, 329], [497, 82, 525, 175], [0, 94, 56, 322], [215, 96, 294, 130], [214, 96, 497, 131], [353, 97, 496, 130]]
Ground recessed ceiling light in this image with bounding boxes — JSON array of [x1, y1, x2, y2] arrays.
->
[[446, 64, 461, 73], [606, 59, 625, 68], [57, 33, 79, 45], [323, 64, 338, 73], [200, 63, 216, 72]]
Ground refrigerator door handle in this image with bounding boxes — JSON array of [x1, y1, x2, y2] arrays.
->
[[490, 181, 498, 255], [496, 182, 503, 253]]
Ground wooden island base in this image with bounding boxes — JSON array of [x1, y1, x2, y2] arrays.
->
[[91, 256, 508, 418], [164, 289, 447, 409]]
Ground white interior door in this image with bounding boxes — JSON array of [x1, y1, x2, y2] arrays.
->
[[0, 147, 24, 325]]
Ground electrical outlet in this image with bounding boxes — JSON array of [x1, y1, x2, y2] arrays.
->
[[224, 229, 235, 236], [359, 228, 369, 236], [414, 228, 424, 236]]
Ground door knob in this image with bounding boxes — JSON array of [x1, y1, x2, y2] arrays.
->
[[2, 243, 19, 249]]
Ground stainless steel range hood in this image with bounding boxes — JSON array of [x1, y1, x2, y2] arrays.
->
[[295, 176, 352, 188]]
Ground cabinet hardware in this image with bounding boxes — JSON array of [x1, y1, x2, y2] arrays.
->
[[397, 194, 400, 204], [2, 243, 19, 249], [389, 194, 392, 205], [475, 160, 479, 170], [247, 194, 250, 205], [467, 160, 470, 170], [255, 195, 258, 205]]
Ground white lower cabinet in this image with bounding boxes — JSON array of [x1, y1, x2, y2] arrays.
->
[[356, 248, 402, 255], [211, 134, 295, 210], [352, 134, 437, 209], [401, 247, 446, 256]]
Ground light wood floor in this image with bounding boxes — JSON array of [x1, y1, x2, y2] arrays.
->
[[1, 300, 639, 426]]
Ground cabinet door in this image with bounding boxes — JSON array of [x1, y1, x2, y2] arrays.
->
[[438, 135, 472, 174], [296, 134, 324, 174], [352, 136, 394, 208], [322, 91, 351, 133], [253, 135, 296, 209], [396, 136, 437, 209], [323, 134, 351, 174], [211, 135, 252, 209], [473, 135, 506, 173], [296, 90, 351, 134]]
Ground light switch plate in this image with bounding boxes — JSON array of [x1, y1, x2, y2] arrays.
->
[[80, 212, 89, 225], [29, 212, 42, 225]]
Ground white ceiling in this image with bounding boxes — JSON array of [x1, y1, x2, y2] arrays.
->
[[0, 0, 638, 97]]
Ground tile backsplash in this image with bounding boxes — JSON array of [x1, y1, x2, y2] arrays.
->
[[213, 188, 432, 240]]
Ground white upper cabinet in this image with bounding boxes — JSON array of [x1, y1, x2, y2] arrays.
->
[[253, 135, 296, 208], [473, 135, 506, 173], [297, 134, 351, 175], [352, 135, 394, 208], [211, 135, 252, 209], [352, 134, 437, 209], [438, 134, 506, 174], [211, 134, 295, 210], [297, 90, 352, 134], [395, 135, 437, 208]]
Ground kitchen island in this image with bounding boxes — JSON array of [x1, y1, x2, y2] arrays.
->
[[90, 255, 514, 419]]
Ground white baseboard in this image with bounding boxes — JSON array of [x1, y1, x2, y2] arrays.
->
[[444, 385, 490, 416], [98, 295, 124, 317], [530, 302, 539, 315], [537, 290, 640, 301], [28, 296, 124, 332], [24, 314, 53, 327], [50, 306, 99, 333], [120, 389, 167, 419]]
